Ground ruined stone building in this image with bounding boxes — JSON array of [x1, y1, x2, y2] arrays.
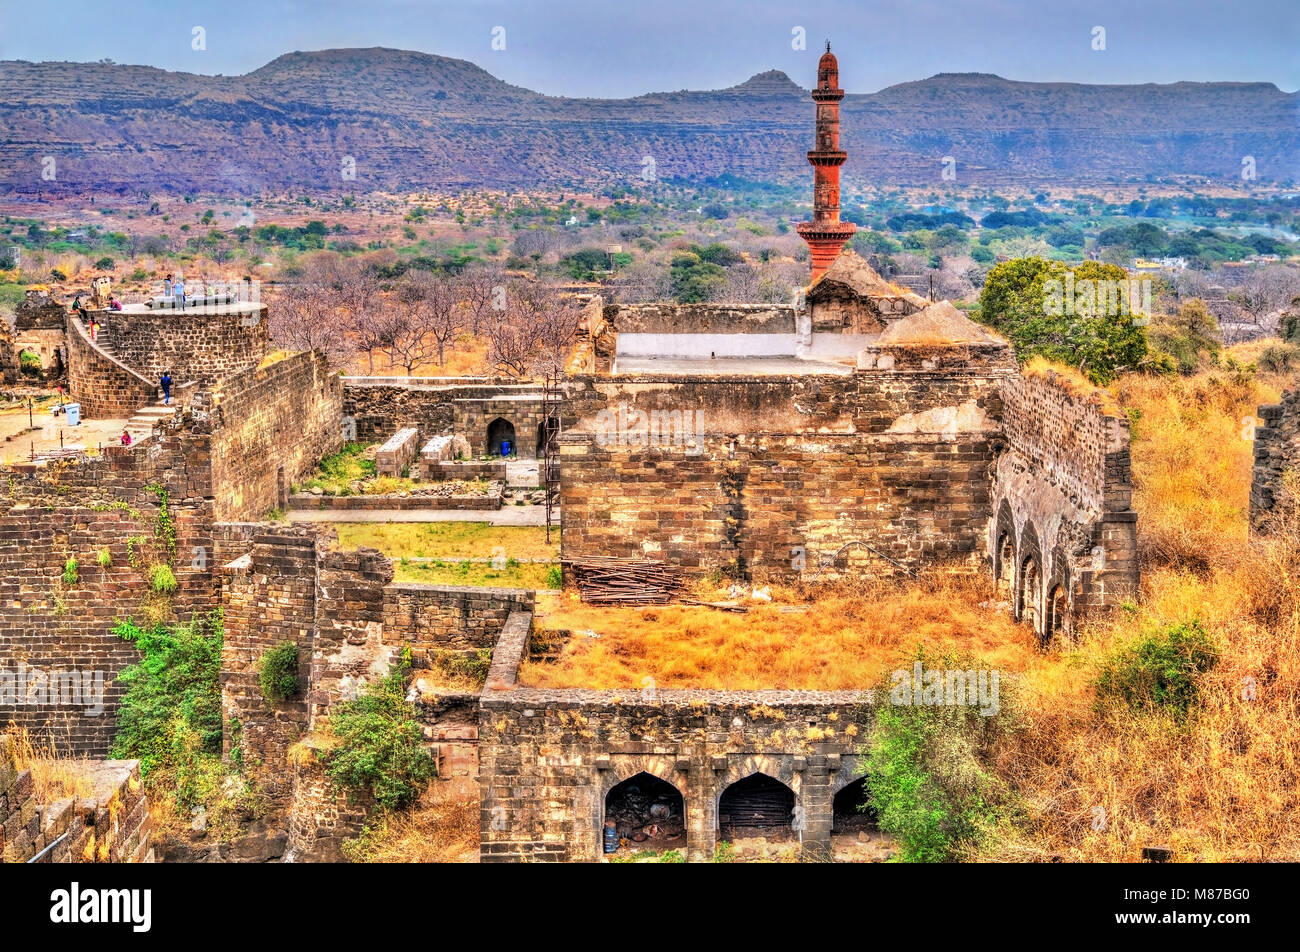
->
[[0, 47, 1141, 863]]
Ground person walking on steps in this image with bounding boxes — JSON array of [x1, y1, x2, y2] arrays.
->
[[160, 371, 173, 406]]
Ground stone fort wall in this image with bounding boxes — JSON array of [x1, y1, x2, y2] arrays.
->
[[1251, 385, 1300, 529], [201, 350, 343, 521], [91, 306, 272, 387], [560, 346, 1016, 579], [65, 314, 157, 418], [0, 352, 345, 755], [989, 369, 1139, 640]]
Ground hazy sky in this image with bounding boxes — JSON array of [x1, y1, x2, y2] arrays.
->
[[1, 0, 1297, 96]]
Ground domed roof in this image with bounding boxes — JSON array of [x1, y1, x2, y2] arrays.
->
[[818, 42, 838, 71]]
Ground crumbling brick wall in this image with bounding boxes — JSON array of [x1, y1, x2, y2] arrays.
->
[[1250, 387, 1300, 529], [218, 524, 322, 801], [0, 734, 153, 863], [989, 370, 1139, 640], [213, 524, 531, 857], [0, 428, 218, 754]]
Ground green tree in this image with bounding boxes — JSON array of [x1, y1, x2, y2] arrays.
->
[[978, 257, 1148, 384], [1146, 299, 1221, 374]]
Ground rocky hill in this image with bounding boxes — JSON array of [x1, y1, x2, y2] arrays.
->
[[0, 48, 1295, 196]]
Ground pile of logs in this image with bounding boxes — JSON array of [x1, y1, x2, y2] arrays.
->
[[563, 557, 686, 605]]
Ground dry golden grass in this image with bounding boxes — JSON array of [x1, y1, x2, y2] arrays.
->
[[343, 780, 479, 862], [985, 356, 1300, 861], [522, 573, 1037, 690], [1112, 352, 1283, 570], [2, 726, 96, 802]]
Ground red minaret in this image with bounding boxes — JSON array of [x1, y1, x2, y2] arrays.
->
[[797, 42, 856, 283]]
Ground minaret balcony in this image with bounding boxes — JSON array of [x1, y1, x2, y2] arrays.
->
[[807, 151, 848, 166]]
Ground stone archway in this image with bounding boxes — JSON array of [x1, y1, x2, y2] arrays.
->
[[996, 533, 1015, 600], [718, 772, 796, 840], [1046, 584, 1068, 642], [486, 416, 516, 456], [1020, 555, 1042, 635], [831, 775, 878, 834], [604, 771, 686, 855]]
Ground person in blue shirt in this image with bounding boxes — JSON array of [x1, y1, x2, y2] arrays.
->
[[160, 371, 173, 406]]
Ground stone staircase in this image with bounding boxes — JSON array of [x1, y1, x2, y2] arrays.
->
[[124, 401, 176, 441]]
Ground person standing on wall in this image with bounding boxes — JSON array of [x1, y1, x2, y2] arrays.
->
[[164, 273, 174, 298], [160, 371, 173, 406], [174, 274, 185, 309]]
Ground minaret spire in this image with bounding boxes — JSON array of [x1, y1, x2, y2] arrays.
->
[[797, 43, 856, 283]]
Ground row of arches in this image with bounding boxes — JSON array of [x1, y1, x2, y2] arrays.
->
[[603, 771, 875, 853], [994, 501, 1069, 644]]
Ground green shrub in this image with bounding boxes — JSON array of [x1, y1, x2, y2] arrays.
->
[[97, 548, 112, 568], [323, 655, 435, 810], [1145, 299, 1221, 374], [110, 613, 224, 803], [863, 649, 1020, 862], [1255, 343, 1300, 375], [258, 642, 300, 704], [1094, 619, 1218, 717], [545, 564, 563, 589], [711, 841, 736, 863], [62, 557, 78, 586], [150, 563, 177, 593]]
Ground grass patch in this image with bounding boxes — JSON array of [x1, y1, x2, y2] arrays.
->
[[333, 521, 559, 561], [341, 782, 479, 863], [392, 559, 554, 589], [521, 574, 1036, 690], [299, 442, 377, 495], [2, 726, 96, 802]]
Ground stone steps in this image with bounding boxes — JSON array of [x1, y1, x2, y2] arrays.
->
[[124, 402, 176, 439]]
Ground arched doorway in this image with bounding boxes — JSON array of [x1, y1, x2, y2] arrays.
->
[[831, 776, 878, 834], [1020, 556, 1041, 634], [1046, 584, 1068, 642], [486, 417, 516, 457], [604, 772, 685, 852], [996, 534, 1015, 600], [718, 773, 796, 840]]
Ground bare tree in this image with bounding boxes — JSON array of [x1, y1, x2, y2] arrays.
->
[[484, 278, 582, 378], [398, 270, 462, 370], [310, 256, 383, 371], [268, 282, 357, 368], [610, 259, 671, 303], [1233, 265, 1300, 333], [458, 265, 506, 334]]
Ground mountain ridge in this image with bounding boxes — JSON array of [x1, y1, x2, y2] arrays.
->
[[1, 47, 1295, 195]]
